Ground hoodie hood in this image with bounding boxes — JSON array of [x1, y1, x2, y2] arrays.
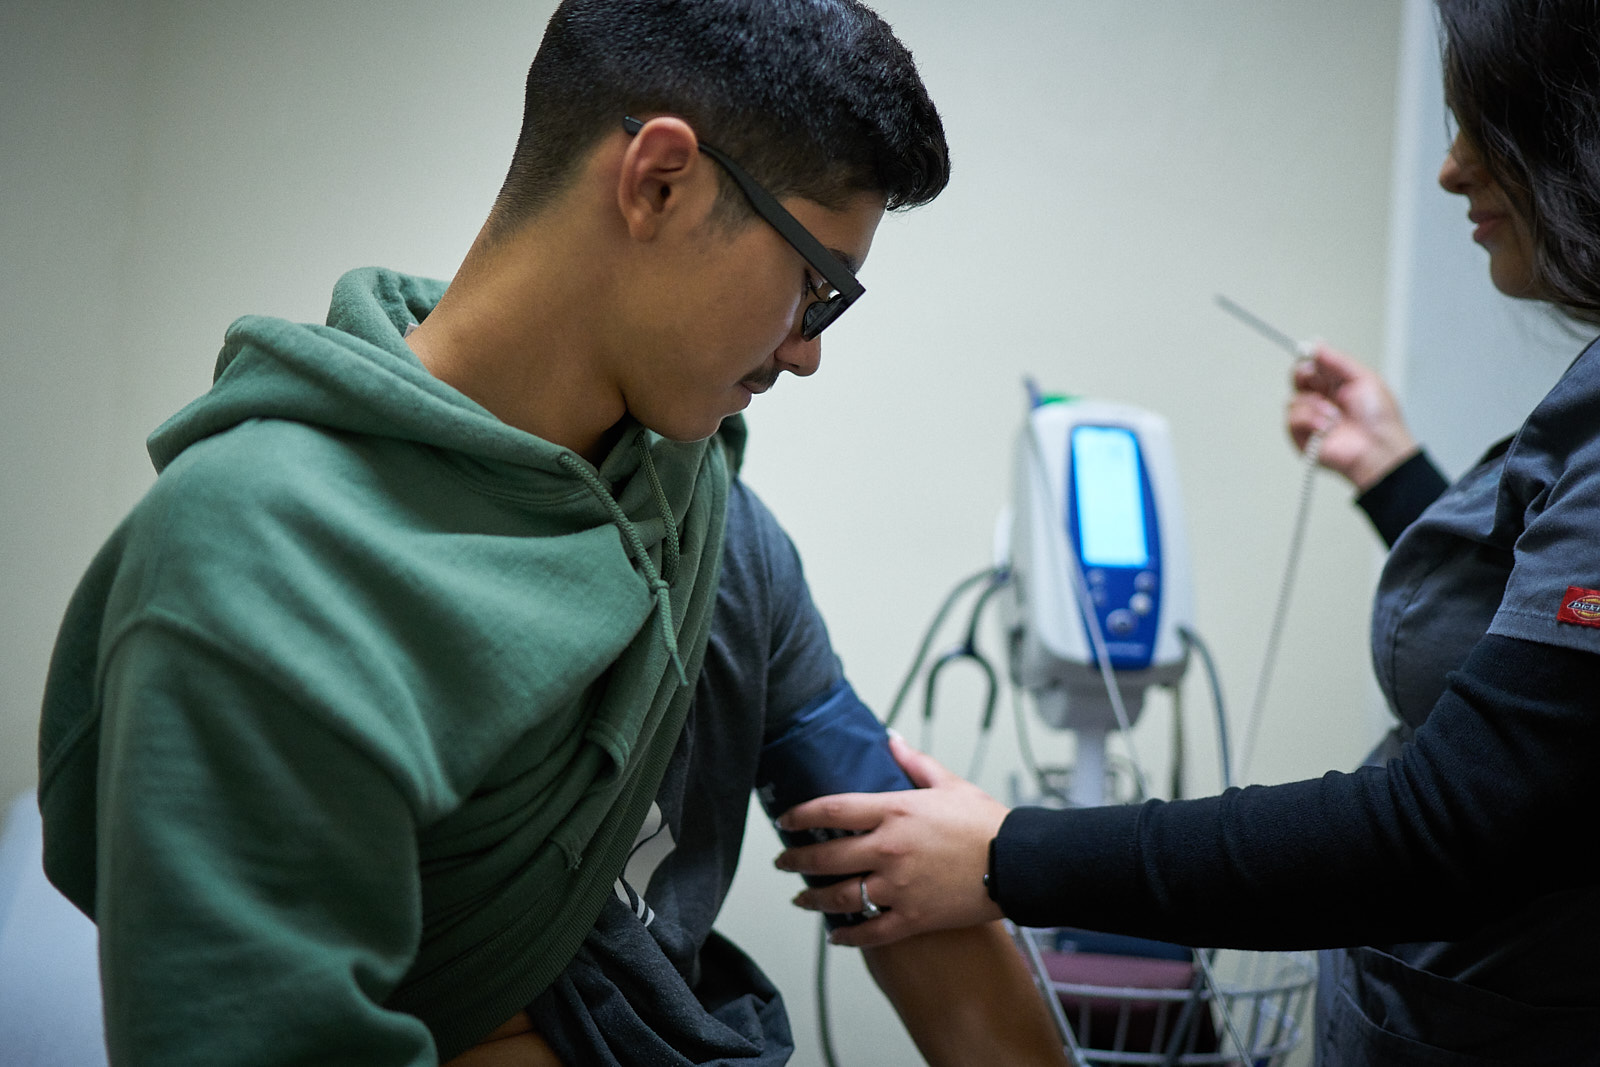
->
[[148, 266, 733, 684], [151, 268, 571, 475]]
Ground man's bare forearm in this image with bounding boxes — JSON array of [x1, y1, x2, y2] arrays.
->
[[862, 921, 1068, 1067]]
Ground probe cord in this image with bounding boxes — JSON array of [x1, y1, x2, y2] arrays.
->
[[1237, 424, 1328, 783]]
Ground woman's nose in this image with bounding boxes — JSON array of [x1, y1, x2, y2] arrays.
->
[[1438, 130, 1472, 195]]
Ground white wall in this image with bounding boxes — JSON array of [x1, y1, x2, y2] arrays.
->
[[3, 3, 1405, 1065], [2, 0, 149, 813]]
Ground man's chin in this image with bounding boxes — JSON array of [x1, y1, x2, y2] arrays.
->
[[638, 390, 758, 445], [646, 416, 730, 445]]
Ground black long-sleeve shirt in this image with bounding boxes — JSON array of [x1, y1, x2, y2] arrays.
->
[[989, 447, 1599, 952]]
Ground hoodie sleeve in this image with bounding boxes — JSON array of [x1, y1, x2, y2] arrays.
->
[[95, 620, 436, 1066]]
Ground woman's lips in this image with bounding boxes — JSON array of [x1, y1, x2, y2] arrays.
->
[[1469, 210, 1506, 243]]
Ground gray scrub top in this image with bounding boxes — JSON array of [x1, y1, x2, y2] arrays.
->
[[1358, 335, 1600, 1030], [1376, 338, 1600, 729]]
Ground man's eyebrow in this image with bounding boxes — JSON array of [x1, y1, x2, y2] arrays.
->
[[828, 247, 862, 273]]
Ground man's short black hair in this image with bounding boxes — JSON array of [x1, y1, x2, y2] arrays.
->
[[490, 0, 950, 235]]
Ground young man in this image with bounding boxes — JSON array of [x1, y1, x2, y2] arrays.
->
[[37, 1, 1066, 1064]]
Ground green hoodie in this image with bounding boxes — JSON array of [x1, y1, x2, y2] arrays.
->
[[38, 268, 734, 1063]]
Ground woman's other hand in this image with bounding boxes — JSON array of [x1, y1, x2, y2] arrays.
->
[[1288, 343, 1418, 491], [774, 736, 1009, 948]]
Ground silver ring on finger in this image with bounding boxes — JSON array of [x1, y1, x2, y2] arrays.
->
[[858, 876, 884, 920]]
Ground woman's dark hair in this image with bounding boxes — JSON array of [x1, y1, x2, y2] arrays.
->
[[1439, 0, 1600, 319], [489, 0, 949, 237]]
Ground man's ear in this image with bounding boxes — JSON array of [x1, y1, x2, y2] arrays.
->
[[616, 116, 712, 242]]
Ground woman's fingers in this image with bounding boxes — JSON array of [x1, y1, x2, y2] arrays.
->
[[1301, 343, 1364, 390], [774, 750, 1011, 944], [789, 877, 933, 949], [792, 874, 878, 916], [778, 791, 890, 834], [888, 734, 954, 788], [776, 832, 879, 878], [1286, 393, 1339, 453], [827, 910, 914, 948]]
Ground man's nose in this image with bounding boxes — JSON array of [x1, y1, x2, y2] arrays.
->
[[775, 330, 821, 378]]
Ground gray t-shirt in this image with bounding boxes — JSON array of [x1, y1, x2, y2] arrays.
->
[[528, 480, 851, 1066]]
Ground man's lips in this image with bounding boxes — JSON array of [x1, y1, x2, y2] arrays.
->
[[741, 368, 780, 394]]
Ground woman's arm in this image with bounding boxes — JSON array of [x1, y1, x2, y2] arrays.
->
[[1353, 449, 1450, 546], [779, 635, 1598, 951]]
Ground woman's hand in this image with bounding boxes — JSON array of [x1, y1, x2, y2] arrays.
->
[[1288, 343, 1418, 491], [774, 736, 1009, 948]]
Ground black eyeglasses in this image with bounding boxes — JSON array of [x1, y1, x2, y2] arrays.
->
[[622, 116, 864, 340]]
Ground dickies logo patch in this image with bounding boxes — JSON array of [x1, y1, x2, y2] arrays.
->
[[1557, 586, 1600, 628]]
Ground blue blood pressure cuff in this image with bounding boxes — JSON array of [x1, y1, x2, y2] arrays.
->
[[755, 681, 913, 928]]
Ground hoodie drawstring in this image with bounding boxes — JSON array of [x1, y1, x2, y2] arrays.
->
[[558, 443, 688, 686], [638, 443, 681, 586]]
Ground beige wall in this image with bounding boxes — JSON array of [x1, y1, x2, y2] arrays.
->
[[3, 2, 1405, 1064]]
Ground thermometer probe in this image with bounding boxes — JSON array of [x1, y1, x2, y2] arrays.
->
[[1215, 295, 1316, 359]]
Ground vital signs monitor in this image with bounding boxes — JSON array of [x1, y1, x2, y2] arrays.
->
[[1002, 396, 1193, 805]]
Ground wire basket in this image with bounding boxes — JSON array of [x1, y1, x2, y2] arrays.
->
[[1012, 926, 1316, 1067]]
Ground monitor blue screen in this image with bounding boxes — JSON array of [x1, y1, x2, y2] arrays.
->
[[1071, 425, 1150, 568]]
